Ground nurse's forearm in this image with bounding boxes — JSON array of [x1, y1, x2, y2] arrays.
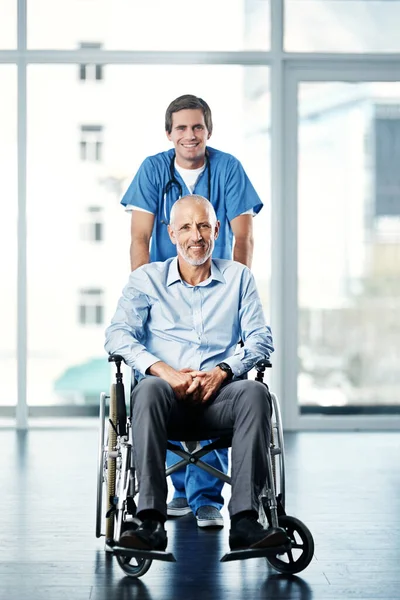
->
[[130, 210, 154, 271], [130, 240, 150, 271], [233, 237, 254, 268], [231, 213, 254, 268]]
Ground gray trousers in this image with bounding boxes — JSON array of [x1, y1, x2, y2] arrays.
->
[[131, 377, 272, 519]]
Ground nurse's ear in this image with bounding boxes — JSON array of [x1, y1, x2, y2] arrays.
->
[[168, 224, 177, 245]]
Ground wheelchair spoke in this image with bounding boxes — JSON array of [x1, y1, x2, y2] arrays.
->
[[121, 556, 139, 567], [286, 549, 295, 563]]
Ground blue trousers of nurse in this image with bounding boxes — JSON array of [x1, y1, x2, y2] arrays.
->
[[166, 444, 229, 514]]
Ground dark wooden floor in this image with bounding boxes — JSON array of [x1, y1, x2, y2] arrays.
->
[[1, 424, 400, 600]]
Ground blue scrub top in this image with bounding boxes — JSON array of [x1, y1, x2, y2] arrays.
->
[[120, 146, 263, 263]]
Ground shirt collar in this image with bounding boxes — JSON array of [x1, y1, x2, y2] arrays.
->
[[167, 257, 226, 287]]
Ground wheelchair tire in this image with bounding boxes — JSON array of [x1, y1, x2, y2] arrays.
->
[[105, 384, 118, 542], [116, 554, 152, 578], [266, 515, 314, 575]]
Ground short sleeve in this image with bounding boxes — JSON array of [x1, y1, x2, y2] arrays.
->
[[120, 157, 159, 214], [224, 156, 263, 222]]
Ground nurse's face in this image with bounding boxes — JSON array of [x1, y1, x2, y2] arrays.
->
[[166, 109, 211, 170]]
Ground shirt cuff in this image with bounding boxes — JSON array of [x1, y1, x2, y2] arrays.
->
[[223, 357, 247, 378], [134, 351, 162, 377]]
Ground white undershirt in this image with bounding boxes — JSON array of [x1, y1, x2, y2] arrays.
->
[[175, 160, 206, 194]]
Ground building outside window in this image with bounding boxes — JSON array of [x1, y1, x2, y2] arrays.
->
[[81, 206, 104, 242], [80, 124, 103, 162], [78, 288, 104, 325], [79, 42, 103, 81]]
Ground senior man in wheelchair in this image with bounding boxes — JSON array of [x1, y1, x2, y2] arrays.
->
[[104, 194, 288, 553]]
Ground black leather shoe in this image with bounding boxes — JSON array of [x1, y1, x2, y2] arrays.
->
[[229, 515, 289, 551], [118, 519, 167, 551]]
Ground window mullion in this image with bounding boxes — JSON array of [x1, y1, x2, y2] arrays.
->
[[16, 0, 28, 430]]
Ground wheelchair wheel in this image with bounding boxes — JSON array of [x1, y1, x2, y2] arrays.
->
[[116, 554, 152, 578], [105, 384, 118, 542], [96, 393, 107, 538], [270, 392, 285, 509], [267, 515, 314, 575]]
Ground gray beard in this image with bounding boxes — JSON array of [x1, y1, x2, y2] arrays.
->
[[176, 239, 214, 266]]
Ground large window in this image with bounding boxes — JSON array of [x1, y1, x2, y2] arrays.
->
[[5, 0, 400, 428], [298, 82, 400, 412], [0, 66, 17, 407]]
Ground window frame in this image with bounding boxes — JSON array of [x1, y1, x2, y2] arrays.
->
[[282, 63, 400, 431]]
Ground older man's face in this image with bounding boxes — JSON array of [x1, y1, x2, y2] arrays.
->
[[169, 201, 219, 266]]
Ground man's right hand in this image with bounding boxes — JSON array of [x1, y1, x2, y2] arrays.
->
[[148, 362, 201, 401]]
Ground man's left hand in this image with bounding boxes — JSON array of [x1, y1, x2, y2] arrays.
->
[[185, 367, 228, 403]]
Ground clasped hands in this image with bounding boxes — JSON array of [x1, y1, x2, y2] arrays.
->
[[149, 361, 229, 404], [166, 365, 228, 404]]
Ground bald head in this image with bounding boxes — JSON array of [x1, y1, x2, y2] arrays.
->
[[168, 195, 220, 267], [169, 195, 217, 228]]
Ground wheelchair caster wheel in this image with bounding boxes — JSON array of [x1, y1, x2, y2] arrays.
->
[[116, 554, 152, 578], [267, 515, 314, 574]]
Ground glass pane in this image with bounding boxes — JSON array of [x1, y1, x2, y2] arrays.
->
[[27, 64, 270, 406], [298, 82, 400, 411], [286, 0, 400, 53], [0, 66, 17, 406], [0, 0, 16, 49], [27, 0, 270, 50]]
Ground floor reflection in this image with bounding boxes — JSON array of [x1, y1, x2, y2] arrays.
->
[[260, 573, 312, 599]]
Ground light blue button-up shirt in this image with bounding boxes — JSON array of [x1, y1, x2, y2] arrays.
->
[[105, 257, 273, 380]]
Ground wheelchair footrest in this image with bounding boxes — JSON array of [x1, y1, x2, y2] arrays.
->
[[220, 543, 290, 562], [113, 546, 176, 562]]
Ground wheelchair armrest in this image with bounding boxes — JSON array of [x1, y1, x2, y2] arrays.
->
[[108, 354, 126, 365], [255, 358, 272, 371]]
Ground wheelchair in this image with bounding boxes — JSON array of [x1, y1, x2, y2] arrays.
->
[[95, 354, 314, 578]]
